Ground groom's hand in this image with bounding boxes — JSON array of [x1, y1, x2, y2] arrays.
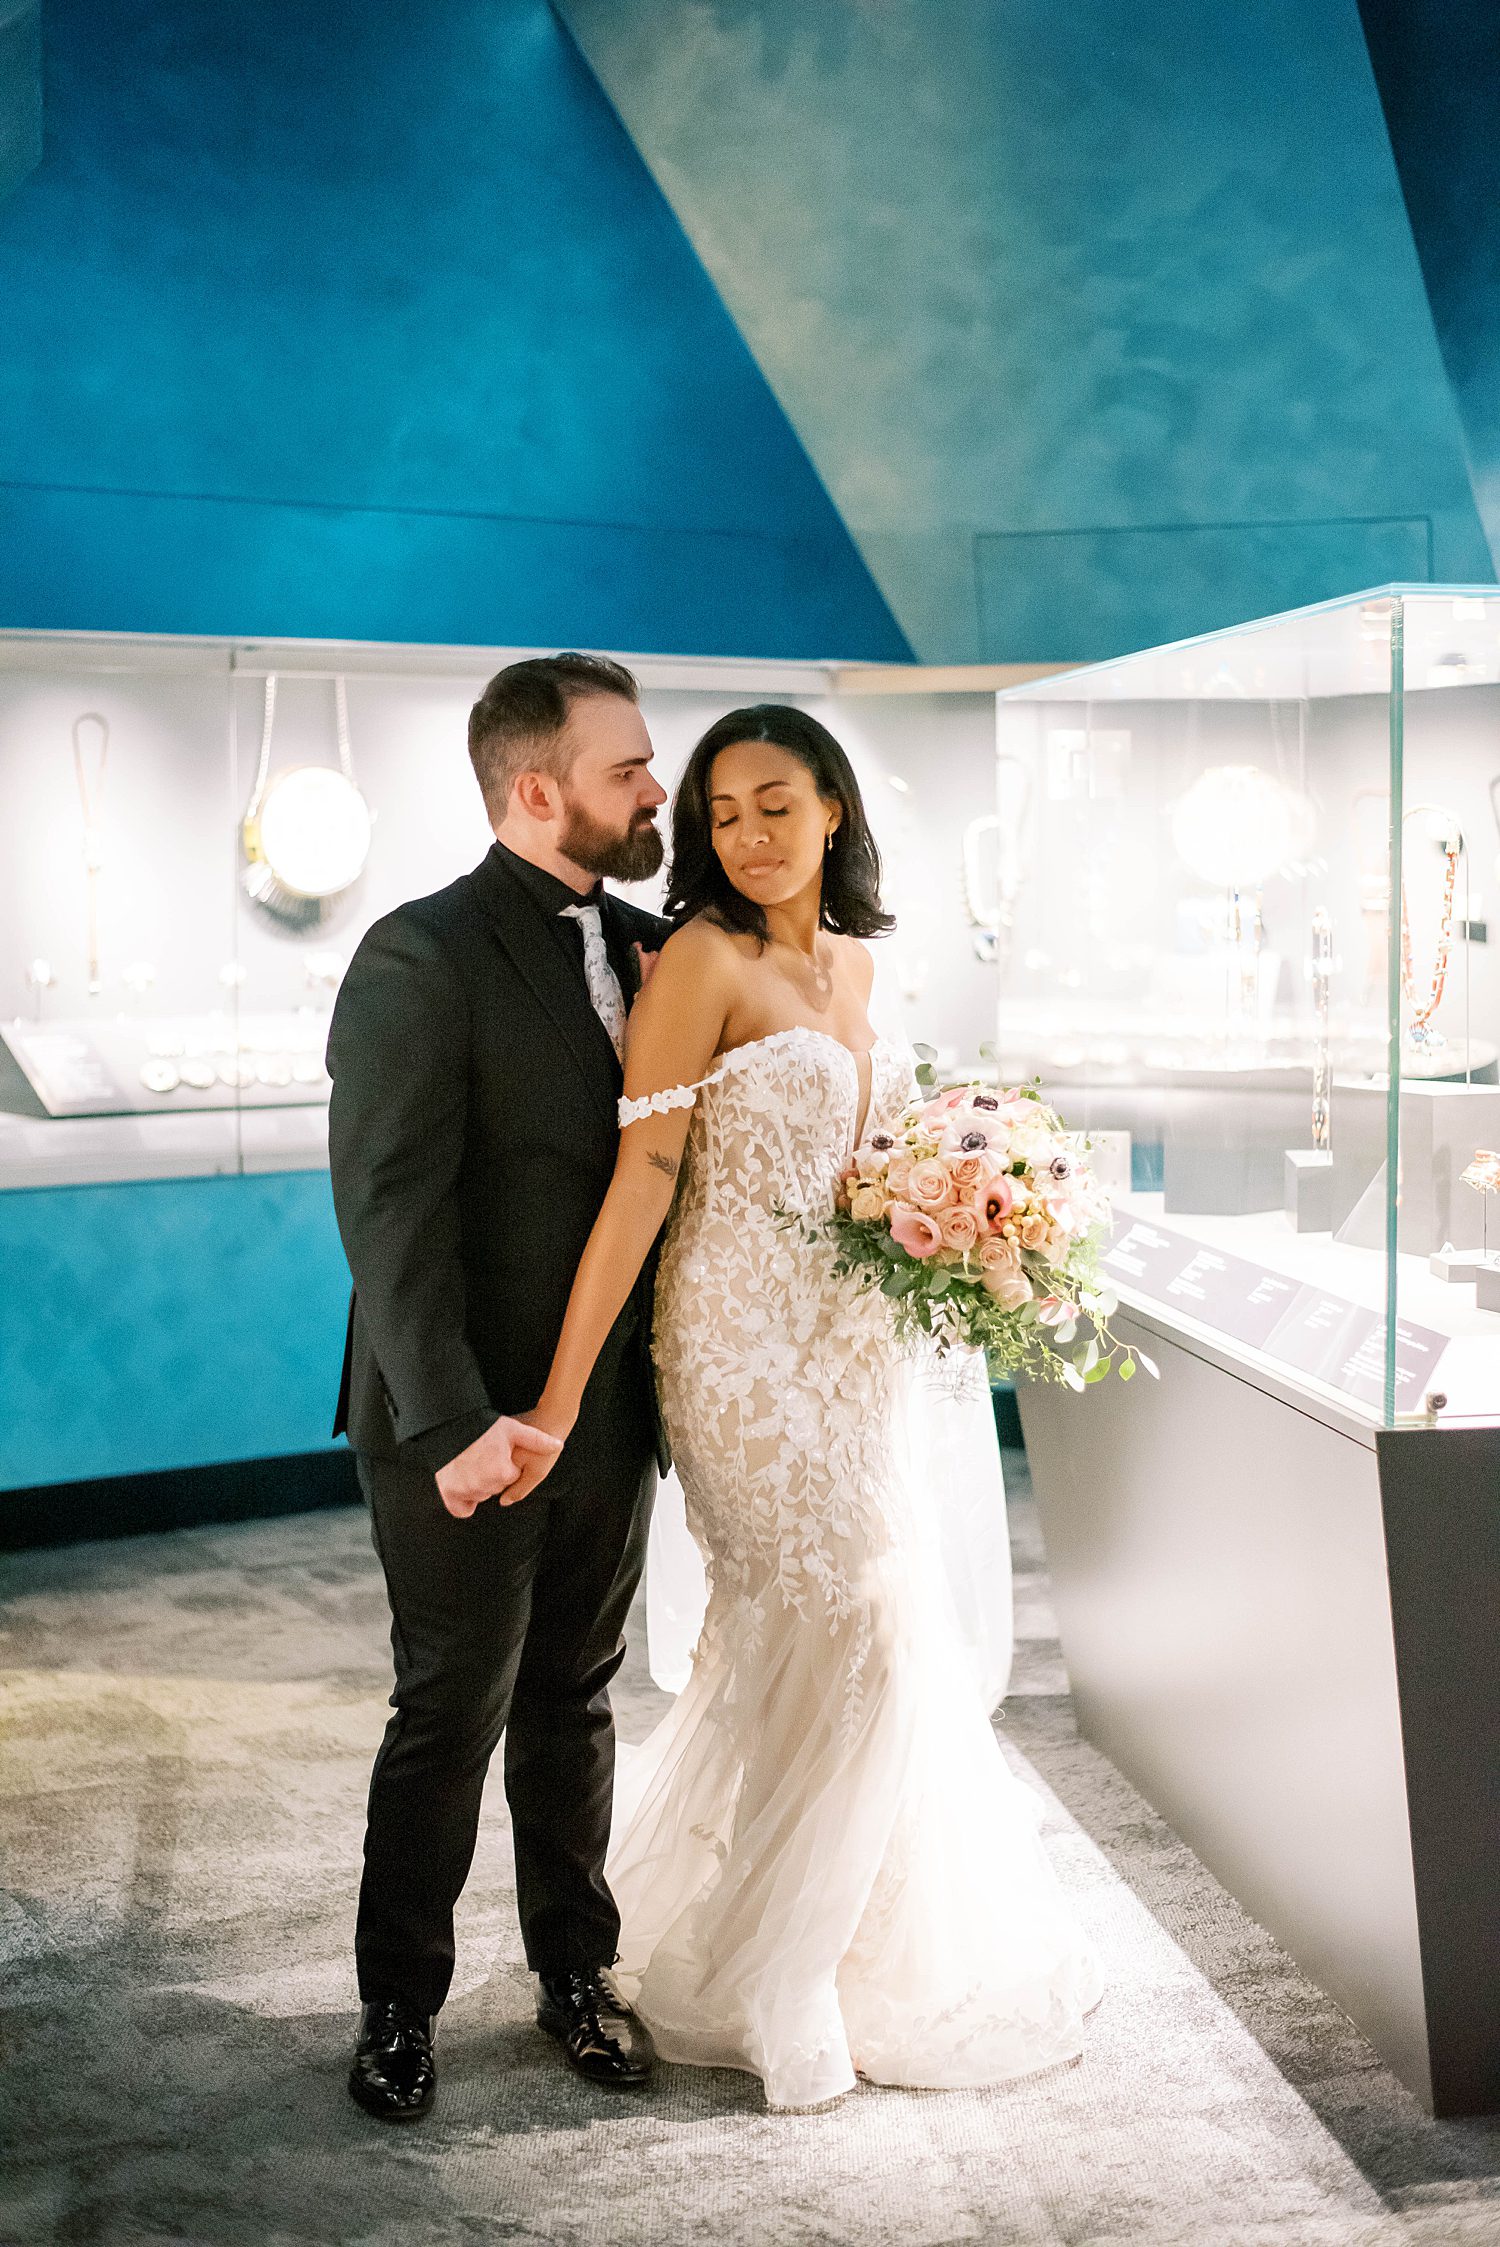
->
[[435, 1416, 563, 1519], [632, 942, 660, 994]]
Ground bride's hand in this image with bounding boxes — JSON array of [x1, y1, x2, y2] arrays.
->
[[499, 1399, 577, 1505]]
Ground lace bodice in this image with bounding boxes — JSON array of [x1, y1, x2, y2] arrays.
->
[[621, 1023, 911, 1227]]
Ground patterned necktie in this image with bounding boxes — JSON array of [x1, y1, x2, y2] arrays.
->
[[559, 901, 627, 1064]]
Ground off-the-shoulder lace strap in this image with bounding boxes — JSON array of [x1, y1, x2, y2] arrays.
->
[[618, 1058, 730, 1129]]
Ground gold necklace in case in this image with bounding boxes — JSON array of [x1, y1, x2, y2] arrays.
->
[[1399, 808, 1461, 1047]]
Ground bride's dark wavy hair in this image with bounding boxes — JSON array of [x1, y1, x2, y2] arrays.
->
[[664, 704, 895, 944]]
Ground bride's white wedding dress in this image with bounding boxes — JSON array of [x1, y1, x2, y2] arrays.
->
[[609, 1026, 1102, 2109]]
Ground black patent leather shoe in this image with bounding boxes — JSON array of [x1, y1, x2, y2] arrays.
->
[[348, 1999, 436, 2122], [537, 1966, 656, 2086]]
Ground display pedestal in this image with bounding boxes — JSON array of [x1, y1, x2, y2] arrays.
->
[[1332, 1080, 1500, 1256], [1430, 1242, 1485, 1284], [1020, 1319, 1500, 2118], [1475, 1260, 1500, 1314], [1284, 1149, 1333, 1232]]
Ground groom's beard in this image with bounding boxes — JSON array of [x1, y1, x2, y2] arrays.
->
[[558, 799, 665, 884]]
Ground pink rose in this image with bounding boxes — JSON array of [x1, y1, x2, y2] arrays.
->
[[949, 1152, 992, 1190], [906, 1158, 956, 1212], [979, 1235, 1017, 1274], [885, 1151, 914, 1194], [939, 1205, 981, 1253], [980, 1176, 1015, 1232], [889, 1202, 945, 1259]]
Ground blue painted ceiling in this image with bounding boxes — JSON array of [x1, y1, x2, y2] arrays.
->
[[0, 0, 908, 656], [559, 0, 1495, 663]]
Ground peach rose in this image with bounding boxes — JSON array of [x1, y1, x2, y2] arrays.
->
[[949, 1152, 992, 1191], [889, 1202, 945, 1259], [885, 1150, 914, 1194], [1017, 1212, 1052, 1252], [982, 1260, 1033, 1309], [849, 1181, 888, 1223], [906, 1158, 956, 1212], [939, 1205, 981, 1253]]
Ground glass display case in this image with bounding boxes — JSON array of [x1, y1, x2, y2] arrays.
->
[[1001, 591, 1500, 2119], [0, 630, 1002, 1190], [992, 586, 1500, 1431]]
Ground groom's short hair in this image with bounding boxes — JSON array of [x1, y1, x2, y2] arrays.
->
[[468, 651, 639, 819]]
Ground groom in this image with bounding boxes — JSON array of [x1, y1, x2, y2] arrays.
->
[[327, 652, 670, 2121]]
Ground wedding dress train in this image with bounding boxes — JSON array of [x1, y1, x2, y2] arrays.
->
[[610, 1027, 1102, 2109]]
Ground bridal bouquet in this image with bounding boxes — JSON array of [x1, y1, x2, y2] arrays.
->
[[827, 1059, 1152, 1388]]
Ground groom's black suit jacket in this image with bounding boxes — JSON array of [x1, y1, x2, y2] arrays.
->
[[327, 841, 671, 1473]]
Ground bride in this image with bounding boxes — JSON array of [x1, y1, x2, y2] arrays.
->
[[510, 703, 1102, 2109]]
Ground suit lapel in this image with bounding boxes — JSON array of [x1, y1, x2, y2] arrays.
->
[[469, 850, 621, 1126]]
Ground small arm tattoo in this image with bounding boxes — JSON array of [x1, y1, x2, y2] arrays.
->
[[646, 1150, 679, 1179]]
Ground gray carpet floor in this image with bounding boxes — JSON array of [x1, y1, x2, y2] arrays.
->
[[1, 1454, 1496, 2247]]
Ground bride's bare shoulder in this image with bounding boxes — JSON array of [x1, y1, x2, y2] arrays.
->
[[832, 933, 877, 998], [659, 913, 761, 973], [641, 915, 743, 1015]]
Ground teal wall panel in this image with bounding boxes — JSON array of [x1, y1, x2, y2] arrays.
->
[[559, 0, 1495, 663], [0, 0, 907, 660], [0, 1172, 349, 1490], [1359, 0, 1500, 579], [976, 516, 1433, 665], [0, 0, 40, 209]]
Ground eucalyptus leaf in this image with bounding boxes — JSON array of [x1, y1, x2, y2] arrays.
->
[[1119, 1356, 1137, 1381]]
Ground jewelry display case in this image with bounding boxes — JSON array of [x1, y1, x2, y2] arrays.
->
[[0, 631, 1005, 1190], [991, 587, 1500, 1431], [998, 589, 1500, 2118]]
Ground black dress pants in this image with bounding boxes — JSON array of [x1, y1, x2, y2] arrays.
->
[[354, 1358, 655, 2018]]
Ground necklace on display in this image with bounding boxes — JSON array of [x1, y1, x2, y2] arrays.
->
[[1310, 907, 1332, 1151], [961, 755, 1031, 968], [71, 713, 110, 995], [241, 674, 372, 929], [1399, 807, 1461, 1049]]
